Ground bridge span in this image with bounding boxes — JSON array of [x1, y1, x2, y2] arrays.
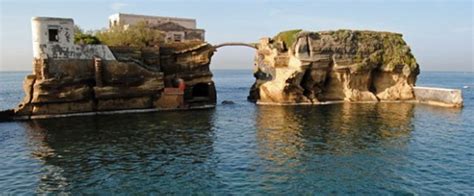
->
[[213, 42, 258, 49]]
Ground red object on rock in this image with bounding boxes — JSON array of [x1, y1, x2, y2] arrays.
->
[[178, 79, 186, 92]]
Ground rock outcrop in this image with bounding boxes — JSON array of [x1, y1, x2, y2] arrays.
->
[[248, 30, 420, 104], [14, 41, 216, 118], [11, 25, 465, 120]]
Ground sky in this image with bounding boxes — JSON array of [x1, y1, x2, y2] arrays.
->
[[0, 0, 472, 72]]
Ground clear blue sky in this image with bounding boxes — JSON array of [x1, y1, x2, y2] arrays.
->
[[0, 0, 472, 71]]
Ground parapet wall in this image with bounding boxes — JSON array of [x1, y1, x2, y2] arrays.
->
[[414, 87, 463, 107], [32, 17, 116, 60]]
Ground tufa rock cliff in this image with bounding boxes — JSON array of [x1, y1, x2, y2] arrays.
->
[[14, 41, 216, 118], [248, 29, 420, 104]]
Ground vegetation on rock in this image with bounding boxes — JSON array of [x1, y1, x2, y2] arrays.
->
[[273, 29, 302, 49], [74, 25, 101, 45], [252, 29, 420, 104], [161, 40, 206, 51], [379, 33, 418, 73], [280, 29, 419, 74], [95, 21, 165, 48]]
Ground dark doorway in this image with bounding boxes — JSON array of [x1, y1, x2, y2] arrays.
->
[[192, 83, 210, 97], [48, 28, 59, 42]]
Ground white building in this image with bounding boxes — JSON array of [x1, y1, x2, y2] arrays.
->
[[31, 17, 115, 60], [108, 13, 205, 42]]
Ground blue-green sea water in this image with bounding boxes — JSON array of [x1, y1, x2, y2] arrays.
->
[[0, 70, 473, 194]]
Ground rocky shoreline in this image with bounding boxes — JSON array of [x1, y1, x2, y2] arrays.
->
[[0, 21, 463, 121], [10, 41, 217, 120], [248, 30, 420, 104]]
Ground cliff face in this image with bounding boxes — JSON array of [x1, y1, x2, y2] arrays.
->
[[10, 29, 423, 117], [249, 30, 420, 104], [14, 41, 216, 118]]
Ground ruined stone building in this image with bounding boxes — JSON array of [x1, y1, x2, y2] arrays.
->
[[2, 15, 461, 120], [108, 13, 205, 43], [11, 16, 216, 119]]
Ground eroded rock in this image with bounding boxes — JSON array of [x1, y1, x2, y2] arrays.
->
[[14, 41, 217, 118], [249, 30, 420, 104], [221, 100, 235, 105]]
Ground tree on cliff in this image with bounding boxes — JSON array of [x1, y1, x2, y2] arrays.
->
[[95, 21, 165, 48], [74, 25, 101, 45]]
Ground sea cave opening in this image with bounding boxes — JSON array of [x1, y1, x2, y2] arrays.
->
[[210, 45, 256, 103], [192, 83, 211, 97]]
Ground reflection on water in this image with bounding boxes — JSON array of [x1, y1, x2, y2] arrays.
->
[[2, 71, 472, 194], [253, 103, 421, 194], [256, 103, 415, 159], [22, 111, 217, 194], [17, 102, 431, 194]]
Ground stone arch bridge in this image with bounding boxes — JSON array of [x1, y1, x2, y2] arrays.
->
[[213, 42, 258, 50]]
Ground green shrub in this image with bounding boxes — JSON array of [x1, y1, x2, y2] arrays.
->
[[74, 25, 101, 44], [95, 21, 164, 48], [273, 29, 302, 49], [74, 34, 101, 44]]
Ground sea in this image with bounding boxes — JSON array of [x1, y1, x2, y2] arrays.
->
[[0, 70, 473, 194]]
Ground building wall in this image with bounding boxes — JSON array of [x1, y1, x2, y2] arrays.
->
[[185, 29, 205, 41], [32, 17, 74, 59], [163, 30, 204, 43], [108, 13, 205, 42], [109, 13, 196, 29], [162, 30, 205, 43], [164, 31, 186, 43], [31, 17, 116, 60]]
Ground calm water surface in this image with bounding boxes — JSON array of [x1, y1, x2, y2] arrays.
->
[[0, 70, 473, 194]]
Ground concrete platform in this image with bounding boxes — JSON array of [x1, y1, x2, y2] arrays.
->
[[413, 86, 463, 107], [8, 104, 215, 121], [257, 86, 464, 108]]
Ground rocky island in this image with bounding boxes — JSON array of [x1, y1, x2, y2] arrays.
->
[[249, 29, 420, 104], [11, 15, 216, 120], [249, 30, 463, 106], [0, 14, 463, 121]]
